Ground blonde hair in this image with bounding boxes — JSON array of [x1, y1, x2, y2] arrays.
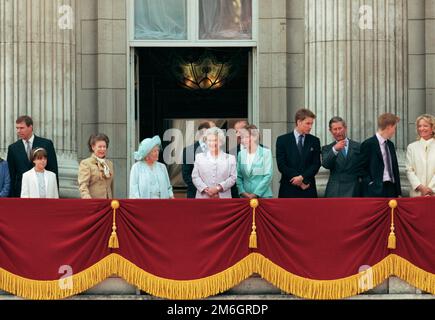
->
[[415, 114, 435, 139]]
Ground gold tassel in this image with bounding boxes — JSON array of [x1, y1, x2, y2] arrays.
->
[[108, 200, 120, 248], [249, 199, 259, 249], [387, 199, 397, 249]]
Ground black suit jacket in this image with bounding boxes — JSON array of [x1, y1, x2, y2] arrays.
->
[[182, 141, 204, 198], [276, 132, 321, 198], [359, 135, 401, 197], [7, 136, 59, 197]]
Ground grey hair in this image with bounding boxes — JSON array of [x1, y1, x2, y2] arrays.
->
[[328, 116, 347, 129], [205, 127, 226, 146]]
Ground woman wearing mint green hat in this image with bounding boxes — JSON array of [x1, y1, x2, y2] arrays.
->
[[129, 135, 174, 199]]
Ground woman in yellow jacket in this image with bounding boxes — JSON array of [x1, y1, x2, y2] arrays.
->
[[78, 133, 114, 199]]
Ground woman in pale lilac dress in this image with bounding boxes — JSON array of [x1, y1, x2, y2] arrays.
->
[[192, 127, 236, 198]]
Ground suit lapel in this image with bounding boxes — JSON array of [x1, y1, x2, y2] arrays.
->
[[290, 132, 301, 161], [343, 140, 357, 169], [248, 147, 262, 176], [44, 171, 49, 196], [301, 135, 311, 159], [386, 140, 397, 171], [239, 150, 249, 175], [373, 136, 383, 162], [31, 169, 40, 198], [16, 140, 31, 165]]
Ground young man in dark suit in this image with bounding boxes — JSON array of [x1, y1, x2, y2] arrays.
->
[[182, 121, 215, 198], [276, 108, 321, 198], [360, 113, 401, 198], [7, 115, 59, 197], [322, 117, 362, 197]]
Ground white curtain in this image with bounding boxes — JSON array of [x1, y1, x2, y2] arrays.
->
[[199, 0, 252, 39], [135, 0, 187, 40]]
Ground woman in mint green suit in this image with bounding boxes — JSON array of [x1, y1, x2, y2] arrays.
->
[[237, 125, 273, 198]]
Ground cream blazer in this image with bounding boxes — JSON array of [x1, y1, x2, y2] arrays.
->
[[406, 138, 435, 197], [21, 168, 59, 198]]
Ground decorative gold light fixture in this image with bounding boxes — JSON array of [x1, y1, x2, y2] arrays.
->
[[172, 49, 241, 92], [180, 57, 229, 90]]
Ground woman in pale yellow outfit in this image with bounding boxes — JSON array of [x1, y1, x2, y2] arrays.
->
[[78, 133, 114, 199], [406, 114, 435, 197]]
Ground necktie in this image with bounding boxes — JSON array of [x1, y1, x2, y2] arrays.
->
[[384, 141, 394, 182], [297, 135, 304, 155], [341, 147, 347, 157], [26, 140, 31, 161], [340, 141, 348, 157]]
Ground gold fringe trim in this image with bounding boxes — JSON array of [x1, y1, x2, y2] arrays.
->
[[0, 254, 434, 299], [116, 254, 255, 300], [252, 253, 395, 299], [0, 254, 119, 300], [391, 254, 435, 295]]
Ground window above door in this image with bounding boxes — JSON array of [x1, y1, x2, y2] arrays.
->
[[129, 0, 257, 46]]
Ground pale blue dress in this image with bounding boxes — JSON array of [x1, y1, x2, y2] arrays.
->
[[129, 161, 174, 199]]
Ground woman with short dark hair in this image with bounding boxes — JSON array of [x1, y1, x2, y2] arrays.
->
[[21, 148, 59, 198], [78, 133, 114, 199]]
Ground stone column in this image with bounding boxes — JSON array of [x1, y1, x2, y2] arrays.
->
[[305, 0, 408, 195], [305, 0, 408, 146], [258, 0, 306, 196], [76, 0, 127, 198], [0, 0, 79, 197], [408, 0, 427, 139]]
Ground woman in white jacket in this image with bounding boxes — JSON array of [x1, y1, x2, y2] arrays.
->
[[21, 148, 59, 198], [192, 127, 236, 198], [406, 114, 435, 197]]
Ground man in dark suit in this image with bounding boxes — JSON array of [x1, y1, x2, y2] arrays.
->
[[360, 113, 401, 198], [7, 115, 59, 197], [322, 117, 362, 197], [182, 121, 215, 198], [276, 108, 321, 198]]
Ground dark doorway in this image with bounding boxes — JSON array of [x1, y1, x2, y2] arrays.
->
[[135, 47, 249, 140], [134, 47, 250, 194]]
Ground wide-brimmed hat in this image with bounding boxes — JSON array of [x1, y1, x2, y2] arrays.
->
[[134, 135, 161, 161]]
